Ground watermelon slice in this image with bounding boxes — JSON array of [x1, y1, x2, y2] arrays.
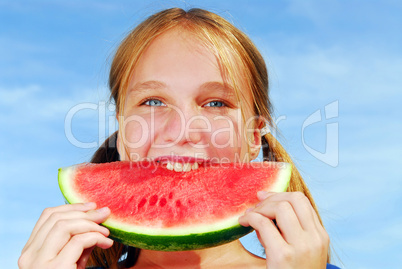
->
[[58, 161, 291, 251]]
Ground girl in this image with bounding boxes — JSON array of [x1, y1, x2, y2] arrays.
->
[[19, 8, 338, 269]]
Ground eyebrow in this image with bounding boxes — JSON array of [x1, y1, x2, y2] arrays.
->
[[129, 80, 167, 95], [199, 82, 238, 105], [129, 80, 236, 100], [199, 81, 235, 96]]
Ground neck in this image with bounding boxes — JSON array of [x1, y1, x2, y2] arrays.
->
[[133, 240, 263, 269]]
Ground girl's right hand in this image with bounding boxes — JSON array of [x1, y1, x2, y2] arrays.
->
[[18, 203, 114, 269]]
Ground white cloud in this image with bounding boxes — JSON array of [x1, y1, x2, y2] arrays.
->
[[286, 0, 342, 26], [0, 85, 41, 105], [0, 1, 123, 13], [0, 83, 117, 159], [0, 84, 112, 122], [266, 45, 402, 112], [338, 218, 402, 266]]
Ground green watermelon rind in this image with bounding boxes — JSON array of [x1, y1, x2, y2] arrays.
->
[[106, 221, 254, 251], [58, 162, 291, 251]]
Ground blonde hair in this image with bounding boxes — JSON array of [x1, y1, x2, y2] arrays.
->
[[88, 7, 329, 268]]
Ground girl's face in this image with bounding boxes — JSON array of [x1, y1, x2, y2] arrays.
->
[[117, 29, 262, 167]]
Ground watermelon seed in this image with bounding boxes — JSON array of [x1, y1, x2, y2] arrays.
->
[[138, 198, 147, 209], [149, 195, 158, 206], [159, 198, 167, 207]]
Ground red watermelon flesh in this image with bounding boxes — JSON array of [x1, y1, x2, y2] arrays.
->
[[58, 161, 291, 251]]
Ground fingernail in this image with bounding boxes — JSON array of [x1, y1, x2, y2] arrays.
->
[[84, 202, 96, 207], [100, 226, 110, 235], [106, 238, 114, 245], [257, 190, 268, 196], [246, 208, 253, 213], [257, 191, 274, 200], [257, 191, 268, 200], [96, 207, 110, 214]]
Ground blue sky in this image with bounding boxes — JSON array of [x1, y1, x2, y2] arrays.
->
[[1, 0, 401, 268]]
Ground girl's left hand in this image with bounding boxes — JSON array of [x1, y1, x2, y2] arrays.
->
[[238, 191, 329, 269]]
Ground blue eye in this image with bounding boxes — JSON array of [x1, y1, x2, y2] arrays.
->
[[144, 99, 165, 106], [205, 101, 225, 107]]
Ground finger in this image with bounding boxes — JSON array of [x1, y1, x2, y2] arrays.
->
[[39, 208, 111, 258], [257, 192, 320, 232], [252, 200, 303, 244], [56, 232, 114, 266], [23, 203, 96, 252], [28, 206, 109, 254], [257, 192, 330, 256], [77, 246, 95, 269], [239, 211, 287, 250], [257, 191, 274, 201], [28, 203, 97, 244]]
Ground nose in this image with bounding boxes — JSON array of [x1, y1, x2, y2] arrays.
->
[[159, 104, 208, 147]]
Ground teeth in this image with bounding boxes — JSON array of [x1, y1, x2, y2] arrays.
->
[[173, 162, 183, 172], [165, 161, 200, 172], [166, 162, 174, 171], [183, 163, 191, 172]]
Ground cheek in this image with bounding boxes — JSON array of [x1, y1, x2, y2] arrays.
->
[[209, 117, 242, 149], [120, 115, 152, 156]]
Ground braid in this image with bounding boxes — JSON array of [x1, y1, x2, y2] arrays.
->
[[86, 131, 140, 268], [262, 133, 330, 262]]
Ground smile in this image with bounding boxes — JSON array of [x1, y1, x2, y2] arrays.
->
[[153, 155, 211, 172], [165, 161, 199, 172]]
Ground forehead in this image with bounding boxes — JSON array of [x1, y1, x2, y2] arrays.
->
[[128, 28, 255, 112], [131, 29, 221, 82]]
